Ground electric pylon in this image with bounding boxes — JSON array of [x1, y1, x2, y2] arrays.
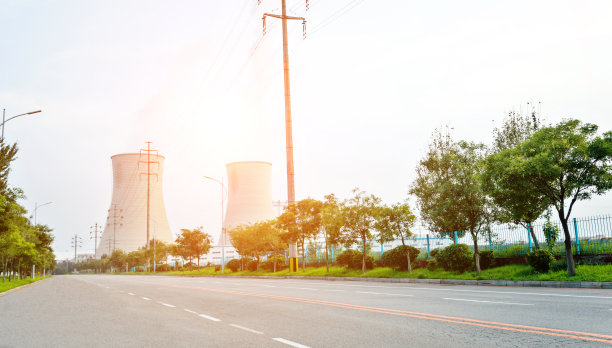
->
[[260, 0, 308, 273], [139, 141, 159, 248]]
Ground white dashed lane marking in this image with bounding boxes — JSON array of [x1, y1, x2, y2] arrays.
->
[[127, 293, 135, 296], [141, 297, 151, 301], [272, 338, 310, 348], [199, 313, 221, 322], [356, 291, 413, 297], [229, 324, 263, 335], [443, 298, 533, 306], [157, 301, 176, 308]]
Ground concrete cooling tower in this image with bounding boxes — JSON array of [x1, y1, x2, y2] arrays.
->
[[96, 153, 173, 258], [220, 161, 275, 245]]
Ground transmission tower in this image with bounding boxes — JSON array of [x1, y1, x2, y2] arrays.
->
[[90, 222, 101, 256], [70, 234, 83, 263], [139, 141, 159, 247], [261, 0, 308, 272], [106, 205, 123, 252]]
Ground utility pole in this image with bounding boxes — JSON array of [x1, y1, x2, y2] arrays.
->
[[139, 141, 159, 247], [90, 222, 101, 257], [105, 239, 113, 256], [71, 234, 82, 264], [261, 0, 307, 272], [107, 205, 123, 252]]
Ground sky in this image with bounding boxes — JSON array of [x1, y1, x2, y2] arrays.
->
[[1, 0, 612, 260]]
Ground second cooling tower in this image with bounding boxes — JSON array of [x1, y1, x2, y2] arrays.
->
[[221, 161, 275, 244], [96, 153, 173, 257]]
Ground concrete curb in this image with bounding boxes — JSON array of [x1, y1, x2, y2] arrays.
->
[[0, 276, 51, 297], [136, 273, 612, 289]]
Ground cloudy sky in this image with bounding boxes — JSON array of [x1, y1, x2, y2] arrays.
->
[[2, 0, 611, 259]]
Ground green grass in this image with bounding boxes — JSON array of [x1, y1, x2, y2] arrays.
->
[[0, 276, 49, 293], [116, 264, 612, 282]]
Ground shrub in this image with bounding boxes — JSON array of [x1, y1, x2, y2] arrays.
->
[[527, 249, 554, 273], [336, 249, 374, 270], [542, 220, 560, 250], [246, 259, 259, 272], [426, 259, 439, 271], [380, 245, 420, 271], [437, 244, 473, 273], [261, 255, 286, 271], [155, 264, 171, 272], [429, 248, 440, 258], [478, 250, 495, 270], [550, 258, 567, 272], [225, 259, 240, 272]]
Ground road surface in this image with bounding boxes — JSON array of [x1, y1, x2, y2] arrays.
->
[[0, 275, 611, 347]]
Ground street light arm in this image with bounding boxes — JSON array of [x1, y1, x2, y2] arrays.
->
[[2, 110, 42, 126]]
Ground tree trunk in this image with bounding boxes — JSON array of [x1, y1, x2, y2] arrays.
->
[[273, 254, 277, 273], [472, 233, 481, 274], [325, 236, 330, 273], [401, 237, 412, 274], [301, 240, 306, 272], [362, 236, 366, 274], [256, 256, 260, 272], [559, 215, 576, 276]]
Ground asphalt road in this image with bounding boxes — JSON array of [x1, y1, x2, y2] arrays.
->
[[1, 275, 611, 347]]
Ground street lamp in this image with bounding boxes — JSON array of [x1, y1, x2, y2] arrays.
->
[[34, 201, 52, 225], [203, 175, 227, 274], [1, 109, 42, 141]]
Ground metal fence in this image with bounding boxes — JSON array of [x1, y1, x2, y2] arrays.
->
[[296, 214, 612, 262]]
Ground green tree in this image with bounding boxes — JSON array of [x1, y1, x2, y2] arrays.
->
[[341, 188, 381, 274], [175, 227, 212, 269], [321, 194, 344, 272], [277, 198, 323, 272], [109, 249, 127, 271], [504, 119, 612, 275], [375, 202, 417, 273], [410, 129, 491, 274], [485, 109, 548, 248]]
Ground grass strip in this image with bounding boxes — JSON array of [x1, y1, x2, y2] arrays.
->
[[0, 276, 50, 294], [105, 264, 612, 282]]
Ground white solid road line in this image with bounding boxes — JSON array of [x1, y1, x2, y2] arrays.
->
[[314, 283, 612, 299], [263, 285, 277, 288], [198, 314, 221, 322], [443, 298, 534, 306], [356, 291, 413, 297], [157, 301, 176, 308], [229, 324, 264, 334], [272, 338, 311, 348], [141, 297, 151, 301]]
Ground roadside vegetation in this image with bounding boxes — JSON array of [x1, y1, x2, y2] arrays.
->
[[0, 140, 56, 283], [73, 110, 612, 283], [0, 276, 51, 294]]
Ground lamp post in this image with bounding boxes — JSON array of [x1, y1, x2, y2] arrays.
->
[[203, 176, 227, 274], [1, 109, 42, 141], [34, 201, 52, 225]]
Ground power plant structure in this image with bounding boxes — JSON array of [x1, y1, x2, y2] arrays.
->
[[220, 161, 276, 245], [96, 152, 173, 258]]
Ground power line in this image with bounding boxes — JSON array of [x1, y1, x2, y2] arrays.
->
[[309, 0, 366, 37]]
